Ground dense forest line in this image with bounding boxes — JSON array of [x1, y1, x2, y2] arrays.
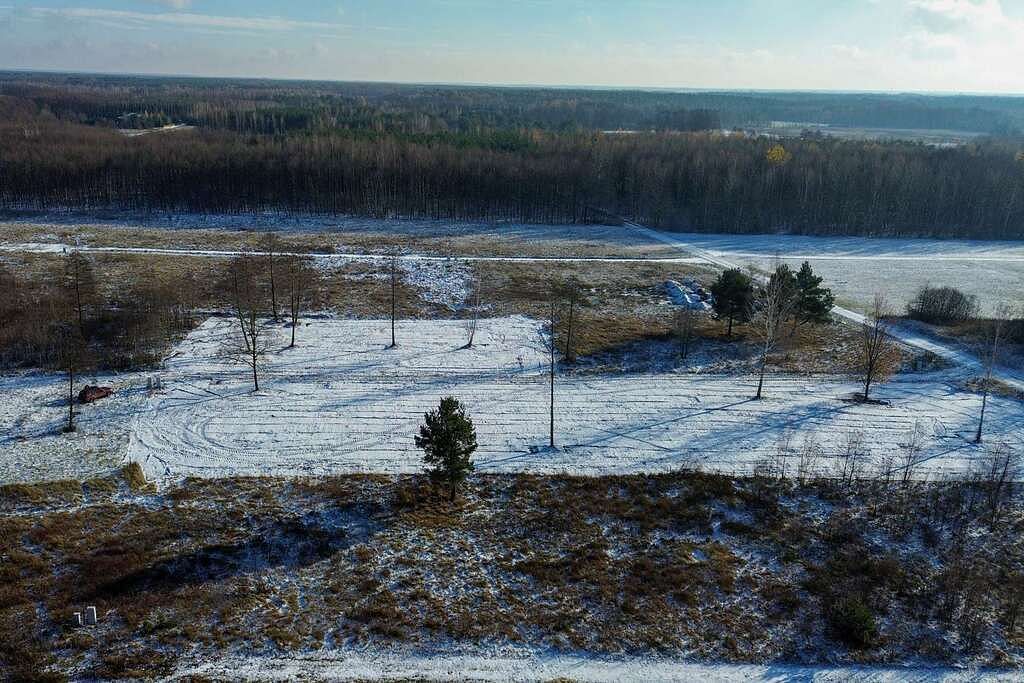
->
[[4, 72, 1024, 135], [2, 74, 1024, 239]]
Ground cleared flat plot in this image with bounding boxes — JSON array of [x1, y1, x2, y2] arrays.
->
[[671, 232, 1024, 315], [129, 316, 1023, 480], [0, 213, 681, 259], [0, 371, 149, 484]]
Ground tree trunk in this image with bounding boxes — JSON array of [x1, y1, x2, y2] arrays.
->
[[252, 351, 260, 392], [67, 362, 75, 432], [565, 289, 576, 362], [290, 298, 298, 348], [549, 358, 555, 449], [976, 390, 988, 443], [390, 259, 397, 348], [269, 251, 279, 322], [549, 321, 556, 449], [756, 353, 767, 399]]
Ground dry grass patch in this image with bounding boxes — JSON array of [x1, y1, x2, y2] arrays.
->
[[0, 220, 684, 260], [1, 472, 1021, 679]]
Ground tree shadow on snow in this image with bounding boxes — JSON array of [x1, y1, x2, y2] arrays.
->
[[88, 509, 377, 599]]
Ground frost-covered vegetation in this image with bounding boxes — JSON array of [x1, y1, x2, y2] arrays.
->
[[1, 468, 1022, 680], [1, 217, 1021, 679]]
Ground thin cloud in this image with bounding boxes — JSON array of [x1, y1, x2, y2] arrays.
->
[[28, 7, 357, 33], [909, 0, 1007, 32], [153, 0, 192, 9]]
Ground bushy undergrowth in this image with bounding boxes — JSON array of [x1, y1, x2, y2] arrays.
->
[[0, 259, 197, 371], [907, 285, 979, 325], [0, 471, 1021, 680]]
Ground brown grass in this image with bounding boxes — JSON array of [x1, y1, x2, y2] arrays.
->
[[1, 472, 1021, 679], [0, 220, 684, 260], [122, 462, 154, 493]]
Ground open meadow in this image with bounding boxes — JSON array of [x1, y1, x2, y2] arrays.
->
[[126, 315, 1023, 482]]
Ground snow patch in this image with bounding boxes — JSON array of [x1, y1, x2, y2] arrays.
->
[[126, 316, 1023, 482]]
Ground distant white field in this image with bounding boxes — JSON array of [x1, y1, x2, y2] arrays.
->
[[128, 316, 1023, 481], [669, 231, 1024, 315]]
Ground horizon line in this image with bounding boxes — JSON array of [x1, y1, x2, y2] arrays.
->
[[2, 67, 1023, 99]]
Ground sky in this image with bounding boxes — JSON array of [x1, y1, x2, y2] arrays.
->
[[0, 0, 1022, 94]]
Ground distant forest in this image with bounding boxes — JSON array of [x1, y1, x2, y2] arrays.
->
[[1, 73, 1023, 239]]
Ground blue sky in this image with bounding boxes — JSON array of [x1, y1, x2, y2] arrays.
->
[[1, 1, 1022, 93]]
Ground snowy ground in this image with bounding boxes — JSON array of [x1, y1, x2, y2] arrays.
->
[[0, 370, 150, 484], [169, 650, 1022, 682], [127, 316, 1023, 482], [635, 225, 1024, 393], [647, 230, 1024, 315]]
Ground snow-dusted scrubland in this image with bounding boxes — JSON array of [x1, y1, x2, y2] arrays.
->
[[129, 316, 1022, 481], [661, 231, 1024, 315]]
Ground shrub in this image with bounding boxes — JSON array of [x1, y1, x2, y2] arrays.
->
[[829, 597, 878, 648], [907, 286, 978, 324]]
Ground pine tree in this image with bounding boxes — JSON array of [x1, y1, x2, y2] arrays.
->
[[710, 268, 754, 337], [415, 396, 478, 501], [794, 261, 835, 327]]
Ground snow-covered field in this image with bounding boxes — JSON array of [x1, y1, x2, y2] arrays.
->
[[127, 316, 1023, 482], [661, 231, 1024, 315], [0, 371, 149, 484]]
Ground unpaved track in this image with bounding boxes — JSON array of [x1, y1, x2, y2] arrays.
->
[[631, 223, 1024, 394], [169, 650, 1022, 682]]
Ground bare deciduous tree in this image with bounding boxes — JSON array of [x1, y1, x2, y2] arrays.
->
[[876, 451, 897, 487], [548, 297, 558, 448], [260, 232, 281, 322], [388, 254, 399, 349], [837, 430, 870, 486], [858, 294, 899, 403], [797, 432, 822, 485], [62, 250, 97, 337], [898, 420, 928, 487], [752, 271, 797, 400], [562, 278, 579, 364], [761, 429, 793, 481], [674, 307, 699, 363], [976, 442, 1019, 529], [282, 255, 319, 348], [54, 322, 88, 433], [463, 270, 483, 349], [975, 305, 1010, 443], [223, 254, 274, 392]]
